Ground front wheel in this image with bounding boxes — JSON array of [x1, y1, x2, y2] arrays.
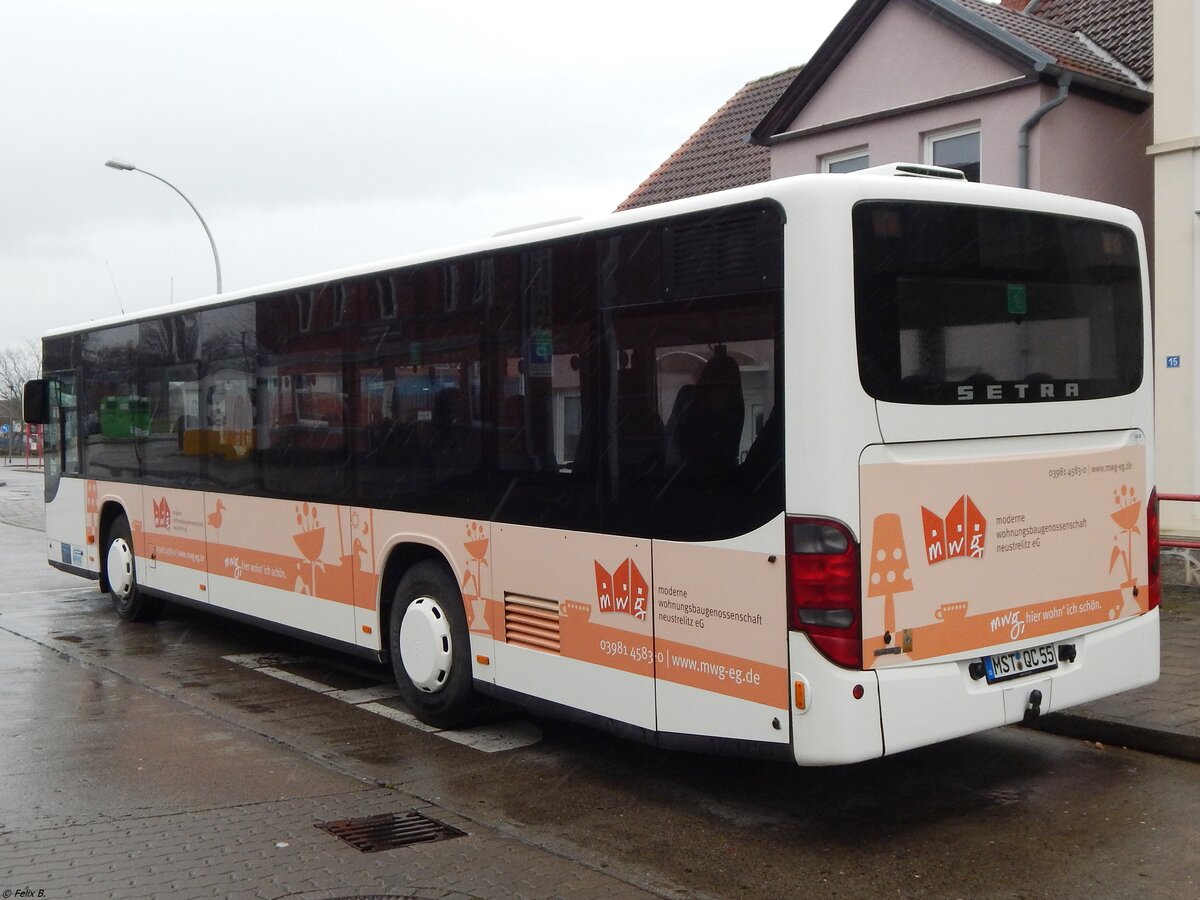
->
[[105, 514, 160, 622], [389, 560, 479, 728]]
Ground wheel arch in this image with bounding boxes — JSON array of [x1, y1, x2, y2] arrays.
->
[[377, 540, 459, 655], [97, 499, 132, 592]]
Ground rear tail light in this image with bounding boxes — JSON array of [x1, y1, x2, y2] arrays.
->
[[786, 516, 862, 669], [1147, 488, 1160, 611]]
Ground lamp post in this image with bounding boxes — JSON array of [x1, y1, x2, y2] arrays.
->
[[104, 158, 223, 295]]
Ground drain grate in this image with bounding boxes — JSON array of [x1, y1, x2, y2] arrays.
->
[[315, 811, 466, 852]]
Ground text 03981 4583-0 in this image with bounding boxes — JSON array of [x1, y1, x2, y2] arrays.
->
[[984, 643, 1058, 684]]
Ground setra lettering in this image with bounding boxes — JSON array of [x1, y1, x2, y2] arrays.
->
[[957, 382, 1079, 402]]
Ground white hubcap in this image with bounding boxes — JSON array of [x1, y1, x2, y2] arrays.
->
[[107, 537, 134, 598], [398, 596, 453, 693]]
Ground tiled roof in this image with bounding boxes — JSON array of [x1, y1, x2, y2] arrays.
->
[[1032, 0, 1153, 80], [616, 68, 800, 211], [958, 0, 1145, 87]]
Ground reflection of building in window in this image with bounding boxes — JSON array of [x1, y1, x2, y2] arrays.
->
[[658, 340, 774, 467]]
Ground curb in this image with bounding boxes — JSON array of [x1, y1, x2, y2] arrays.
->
[[1031, 712, 1200, 763]]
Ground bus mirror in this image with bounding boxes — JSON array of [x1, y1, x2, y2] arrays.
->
[[23, 379, 50, 425]]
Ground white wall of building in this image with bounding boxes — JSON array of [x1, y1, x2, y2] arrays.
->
[[1150, 0, 1200, 531]]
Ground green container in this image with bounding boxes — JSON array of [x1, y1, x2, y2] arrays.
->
[[100, 396, 151, 439]]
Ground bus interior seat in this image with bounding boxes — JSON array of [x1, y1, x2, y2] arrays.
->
[[677, 344, 744, 481]]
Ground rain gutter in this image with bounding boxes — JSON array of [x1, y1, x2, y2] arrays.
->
[[1018, 72, 1071, 189]]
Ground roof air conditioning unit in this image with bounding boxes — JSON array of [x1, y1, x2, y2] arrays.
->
[[857, 163, 968, 181]]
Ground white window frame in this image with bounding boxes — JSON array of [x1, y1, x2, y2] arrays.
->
[[821, 147, 870, 174], [923, 124, 981, 181]]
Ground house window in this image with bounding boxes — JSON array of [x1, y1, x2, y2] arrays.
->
[[925, 126, 980, 182], [823, 148, 870, 174]]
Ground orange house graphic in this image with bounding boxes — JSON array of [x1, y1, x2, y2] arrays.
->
[[594, 559, 648, 620], [153, 497, 171, 530], [921, 495, 986, 565]]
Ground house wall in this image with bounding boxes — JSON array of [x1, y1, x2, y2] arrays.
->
[[770, 82, 1038, 184], [1037, 93, 1154, 247], [785, 0, 1026, 132]]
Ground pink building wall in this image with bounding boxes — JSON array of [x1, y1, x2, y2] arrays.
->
[[1036, 92, 1154, 245], [784, 0, 1025, 132]]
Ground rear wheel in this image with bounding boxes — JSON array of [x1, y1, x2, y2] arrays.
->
[[105, 514, 160, 622], [389, 560, 478, 728]]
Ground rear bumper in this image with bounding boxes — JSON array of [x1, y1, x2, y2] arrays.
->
[[788, 610, 1159, 765], [877, 610, 1159, 757]]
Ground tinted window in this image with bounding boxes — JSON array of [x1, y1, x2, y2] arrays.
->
[[604, 297, 782, 538], [81, 324, 143, 480], [140, 313, 205, 488], [257, 287, 349, 500], [351, 265, 487, 518], [64, 202, 785, 543], [601, 206, 784, 541], [201, 304, 257, 491], [854, 201, 1143, 405], [489, 240, 603, 530]]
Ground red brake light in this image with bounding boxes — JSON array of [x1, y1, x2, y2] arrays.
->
[[1147, 488, 1160, 611], [786, 516, 862, 669]]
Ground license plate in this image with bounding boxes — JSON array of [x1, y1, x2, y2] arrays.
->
[[984, 642, 1058, 684]]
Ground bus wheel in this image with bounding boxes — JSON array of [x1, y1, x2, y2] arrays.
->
[[105, 514, 160, 622], [389, 560, 476, 728]]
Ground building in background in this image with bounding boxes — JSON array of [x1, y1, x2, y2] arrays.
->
[[623, 0, 1152, 221], [1149, 0, 1198, 533], [623, 0, 1196, 527]]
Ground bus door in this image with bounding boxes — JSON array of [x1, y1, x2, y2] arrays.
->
[[491, 525, 657, 731]]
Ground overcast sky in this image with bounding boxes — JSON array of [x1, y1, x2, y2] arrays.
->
[[2, 1, 855, 349]]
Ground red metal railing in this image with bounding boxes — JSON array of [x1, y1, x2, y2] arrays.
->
[[1158, 493, 1200, 549]]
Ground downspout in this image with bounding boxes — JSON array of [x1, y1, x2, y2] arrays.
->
[[1018, 73, 1071, 189]]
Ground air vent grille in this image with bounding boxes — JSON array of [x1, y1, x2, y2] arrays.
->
[[667, 210, 766, 298], [504, 594, 561, 653]]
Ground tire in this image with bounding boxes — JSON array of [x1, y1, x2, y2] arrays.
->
[[388, 560, 478, 728], [105, 514, 161, 622]]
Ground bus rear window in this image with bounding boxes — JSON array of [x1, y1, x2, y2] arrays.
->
[[853, 201, 1143, 404]]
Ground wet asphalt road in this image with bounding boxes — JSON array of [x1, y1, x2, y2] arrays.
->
[[3, 466, 1200, 898]]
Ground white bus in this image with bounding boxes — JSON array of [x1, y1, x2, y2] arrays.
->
[[24, 166, 1158, 765]]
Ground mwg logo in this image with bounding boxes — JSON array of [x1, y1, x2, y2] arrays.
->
[[921, 495, 987, 565]]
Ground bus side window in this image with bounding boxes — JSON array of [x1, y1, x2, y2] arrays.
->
[[488, 240, 602, 528], [80, 323, 143, 481], [673, 344, 744, 481], [256, 290, 349, 501], [606, 297, 781, 541]]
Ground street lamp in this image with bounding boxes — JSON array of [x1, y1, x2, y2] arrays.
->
[[104, 157, 223, 295]]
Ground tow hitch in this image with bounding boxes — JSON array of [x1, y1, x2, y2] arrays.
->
[[1022, 689, 1044, 724]]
